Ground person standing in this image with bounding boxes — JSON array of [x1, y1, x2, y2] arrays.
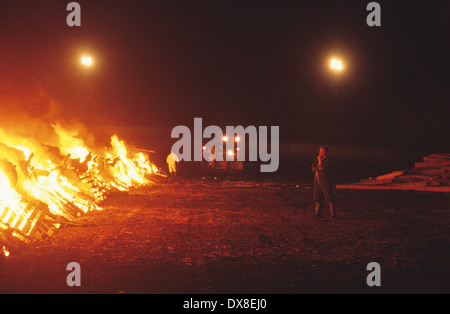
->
[[311, 146, 336, 219], [166, 152, 179, 178]]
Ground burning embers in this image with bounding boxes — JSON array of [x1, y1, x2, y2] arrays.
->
[[0, 123, 159, 256]]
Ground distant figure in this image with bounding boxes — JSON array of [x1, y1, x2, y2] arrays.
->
[[311, 146, 336, 219], [166, 152, 179, 178]]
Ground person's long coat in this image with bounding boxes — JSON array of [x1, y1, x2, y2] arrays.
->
[[311, 157, 334, 203]]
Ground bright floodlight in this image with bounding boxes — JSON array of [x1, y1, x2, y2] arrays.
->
[[330, 58, 343, 71], [81, 56, 93, 67]]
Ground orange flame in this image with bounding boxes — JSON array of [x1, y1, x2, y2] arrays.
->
[[0, 123, 159, 253]]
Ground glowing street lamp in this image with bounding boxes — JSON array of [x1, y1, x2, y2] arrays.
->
[[81, 56, 93, 67], [330, 58, 343, 71]]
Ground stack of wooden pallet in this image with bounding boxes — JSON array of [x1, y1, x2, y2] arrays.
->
[[337, 154, 450, 192]]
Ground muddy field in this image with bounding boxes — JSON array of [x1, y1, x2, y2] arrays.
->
[[0, 175, 448, 295]]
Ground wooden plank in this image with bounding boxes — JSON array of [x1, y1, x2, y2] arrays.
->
[[399, 174, 441, 181], [5, 211, 17, 227], [0, 208, 8, 222], [376, 170, 405, 181], [27, 202, 49, 240], [409, 168, 446, 175], [360, 178, 393, 185], [414, 161, 450, 168], [427, 154, 450, 159], [336, 183, 450, 193], [20, 202, 41, 236], [424, 157, 450, 162]]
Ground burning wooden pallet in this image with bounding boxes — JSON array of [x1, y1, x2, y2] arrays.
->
[[0, 200, 56, 250], [0, 164, 121, 253], [1, 157, 157, 255], [0, 121, 161, 257], [337, 154, 450, 192]]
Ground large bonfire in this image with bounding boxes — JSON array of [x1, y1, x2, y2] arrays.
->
[[0, 76, 161, 256]]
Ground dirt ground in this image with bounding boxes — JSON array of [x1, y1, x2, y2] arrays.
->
[[0, 177, 449, 294]]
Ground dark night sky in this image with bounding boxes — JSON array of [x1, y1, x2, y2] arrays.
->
[[0, 0, 448, 152]]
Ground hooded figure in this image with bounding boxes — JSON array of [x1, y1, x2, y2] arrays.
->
[[311, 146, 336, 219]]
